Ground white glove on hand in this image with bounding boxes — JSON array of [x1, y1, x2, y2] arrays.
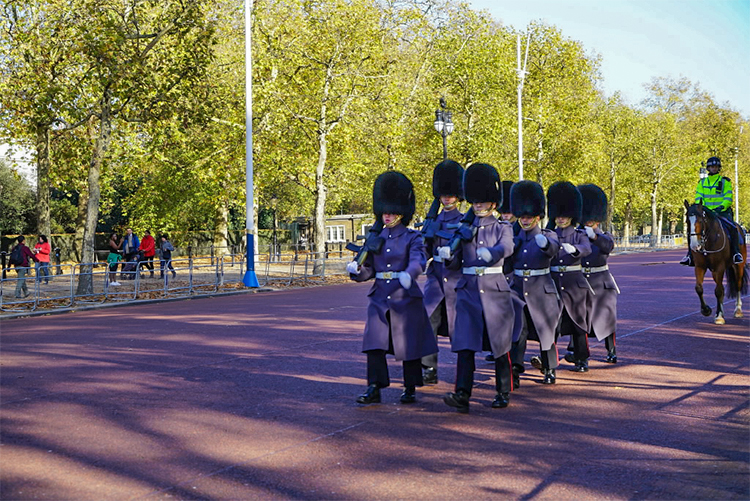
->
[[561, 243, 577, 254], [585, 226, 596, 240], [534, 234, 548, 249], [399, 272, 412, 289], [346, 261, 360, 274], [477, 247, 492, 262], [438, 246, 452, 260]]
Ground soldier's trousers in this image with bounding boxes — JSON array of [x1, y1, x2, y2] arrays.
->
[[422, 302, 448, 369], [367, 350, 423, 389], [455, 350, 511, 395]]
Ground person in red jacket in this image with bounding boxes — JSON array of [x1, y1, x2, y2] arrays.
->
[[33, 234, 51, 284], [139, 230, 156, 278]]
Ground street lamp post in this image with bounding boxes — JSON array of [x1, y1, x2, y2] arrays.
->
[[434, 98, 454, 160]]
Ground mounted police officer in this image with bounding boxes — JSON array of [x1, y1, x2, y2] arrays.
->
[[680, 156, 743, 266], [546, 181, 593, 373], [509, 181, 562, 385], [421, 159, 465, 385], [347, 171, 438, 405], [439, 163, 516, 412]]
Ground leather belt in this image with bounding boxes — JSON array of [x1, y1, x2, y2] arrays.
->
[[463, 266, 504, 276], [375, 271, 407, 280], [513, 268, 551, 277], [583, 264, 609, 274], [550, 265, 582, 273]]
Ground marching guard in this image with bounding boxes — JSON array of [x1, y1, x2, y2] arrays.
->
[[546, 181, 594, 373], [439, 163, 516, 413], [421, 159, 466, 385], [509, 181, 563, 384], [578, 184, 620, 363], [347, 171, 438, 405]]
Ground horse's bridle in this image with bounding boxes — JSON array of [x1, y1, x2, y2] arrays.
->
[[688, 210, 726, 254]]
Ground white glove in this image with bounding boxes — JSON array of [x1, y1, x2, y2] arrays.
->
[[438, 246, 452, 260], [534, 234, 548, 249], [477, 247, 491, 262], [399, 272, 412, 289], [561, 243, 576, 254], [346, 261, 360, 274], [585, 226, 596, 240]]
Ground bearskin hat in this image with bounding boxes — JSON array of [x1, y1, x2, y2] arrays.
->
[[432, 159, 464, 199], [547, 181, 582, 224], [510, 180, 545, 218], [499, 181, 514, 214], [463, 163, 501, 205], [578, 184, 607, 223], [373, 170, 416, 226]]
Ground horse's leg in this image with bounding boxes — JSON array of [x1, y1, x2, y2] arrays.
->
[[713, 268, 725, 325], [735, 262, 745, 318], [695, 266, 712, 316]]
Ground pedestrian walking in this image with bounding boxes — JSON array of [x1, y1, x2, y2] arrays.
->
[[33, 235, 51, 284], [159, 234, 176, 279], [9, 235, 38, 298], [439, 163, 516, 413], [139, 230, 156, 278], [107, 232, 122, 286], [347, 171, 437, 405], [508, 181, 562, 384], [420, 159, 465, 385]]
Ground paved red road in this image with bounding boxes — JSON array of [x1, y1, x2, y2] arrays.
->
[[1, 249, 748, 500]]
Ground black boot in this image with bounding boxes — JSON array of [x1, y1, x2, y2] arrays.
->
[[530, 356, 543, 372], [563, 352, 576, 363], [443, 389, 470, 413], [542, 368, 556, 384], [512, 369, 520, 389], [679, 251, 693, 266], [423, 367, 438, 385], [356, 384, 381, 404], [605, 348, 617, 364], [400, 386, 416, 404], [491, 392, 510, 408], [572, 359, 589, 372]]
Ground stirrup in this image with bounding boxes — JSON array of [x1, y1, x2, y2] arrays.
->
[[679, 255, 692, 266], [733, 253, 743, 264]]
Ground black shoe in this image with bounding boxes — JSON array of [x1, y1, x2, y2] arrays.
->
[[542, 369, 556, 384], [530, 356, 543, 372], [400, 386, 416, 404], [492, 392, 510, 408], [172, 271, 177, 278], [423, 367, 438, 385], [572, 359, 589, 372], [605, 352, 617, 364], [485, 353, 495, 362], [563, 352, 576, 364], [733, 253, 743, 265], [443, 390, 470, 413], [356, 384, 381, 404], [150, 272, 154, 278], [679, 255, 692, 266]]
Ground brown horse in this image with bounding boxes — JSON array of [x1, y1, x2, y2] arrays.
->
[[684, 200, 748, 324]]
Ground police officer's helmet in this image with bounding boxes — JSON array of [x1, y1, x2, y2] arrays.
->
[[706, 157, 721, 170]]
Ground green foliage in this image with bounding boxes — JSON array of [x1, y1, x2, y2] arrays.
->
[[0, 160, 36, 235]]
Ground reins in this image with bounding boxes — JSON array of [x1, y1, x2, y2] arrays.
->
[[688, 209, 727, 255]]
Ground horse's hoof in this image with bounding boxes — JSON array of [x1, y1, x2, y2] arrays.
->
[[701, 306, 712, 317], [714, 316, 725, 325], [735, 310, 744, 319]]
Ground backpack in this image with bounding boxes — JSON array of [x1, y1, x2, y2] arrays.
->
[[9, 245, 23, 265]]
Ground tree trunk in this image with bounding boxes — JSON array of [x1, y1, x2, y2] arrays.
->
[[77, 88, 113, 295], [313, 130, 328, 275], [73, 185, 89, 263], [624, 201, 632, 246], [213, 202, 229, 255], [35, 124, 51, 238], [656, 206, 663, 244]]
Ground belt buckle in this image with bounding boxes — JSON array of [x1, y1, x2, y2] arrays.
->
[[382, 272, 392, 279], [583, 267, 591, 273], [558, 266, 567, 272], [475, 267, 485, 276], [522, 270, 531, 277]]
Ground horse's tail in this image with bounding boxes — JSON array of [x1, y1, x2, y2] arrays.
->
[[726, 262, 748, 299]]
